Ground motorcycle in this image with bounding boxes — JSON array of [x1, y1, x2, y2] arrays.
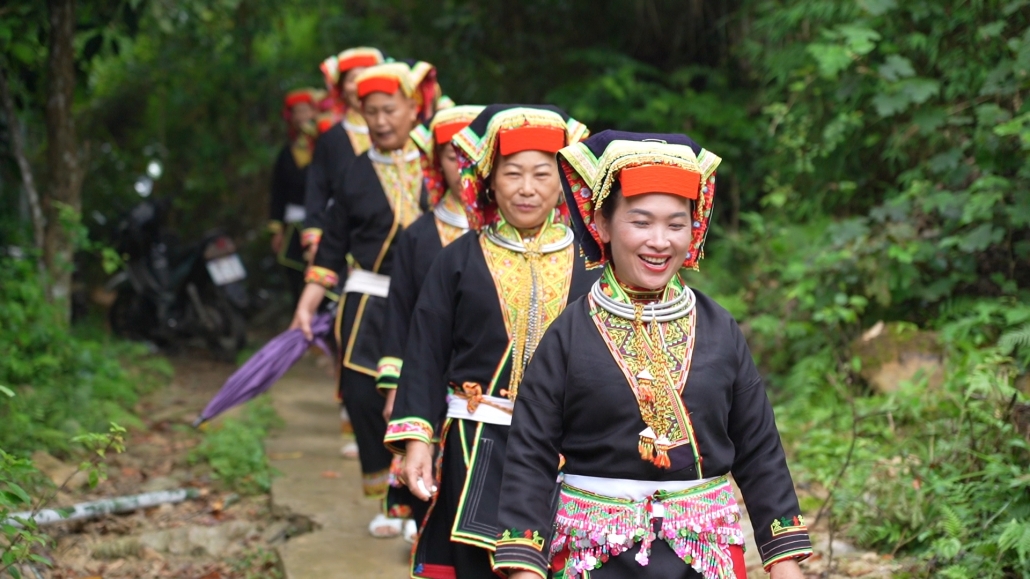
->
[[106, 198, 249, 358]]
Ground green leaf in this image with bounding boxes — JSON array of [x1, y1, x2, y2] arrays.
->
[[808, 43, 852, 78], [978, 21, 1006, 39], [879, 55, 915, 81], [872, 91, 911, 117], [0, 384, 14, 398], [838, 24, 881, 55], [897, 78, 940, 104]]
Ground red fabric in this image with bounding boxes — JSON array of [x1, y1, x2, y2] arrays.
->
[[358, 76, 400, 98], [498, 126, 566, 156], [434, 121, 471, 146], [415, 564, 456, 579], [619, 164, 701, 199], [338, 54, 380, 72], [317, 117, 336, 134], [284, 92, 316, 108], [730, 545, 748, 579]]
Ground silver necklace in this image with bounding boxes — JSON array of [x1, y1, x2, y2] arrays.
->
[[590, 280, 696, 322], [484, 224, 574, 254], [368, 147, 420, 164], [434, 203, 469, 230], [342, 119, 368, 134]]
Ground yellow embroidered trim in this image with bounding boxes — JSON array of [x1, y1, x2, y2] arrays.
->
[[343, 108, 371, 155], [480, 220, 574, 400]]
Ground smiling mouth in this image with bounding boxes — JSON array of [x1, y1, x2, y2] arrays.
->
[[639, 255, 671, 271]]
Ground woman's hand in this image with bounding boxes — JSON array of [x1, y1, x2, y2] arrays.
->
[[382, 389, 397, 423], [507, 572, 542, 579], [289, 283, 327, 340], [769, 559, 804, 579], [403, 440, 436, 501]]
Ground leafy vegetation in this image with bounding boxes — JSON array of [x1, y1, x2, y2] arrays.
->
[[190, 396, 282, 496], [0, 254, 170, 455]]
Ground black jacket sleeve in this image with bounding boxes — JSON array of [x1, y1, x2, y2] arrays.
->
[[384, 240, 460, 454], [727, 318, 813, 569]]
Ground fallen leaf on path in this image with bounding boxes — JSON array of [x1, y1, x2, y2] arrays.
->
[[320, 471, 341, 479], [268, 451, 304, 460], [199, 571, 222, 579]]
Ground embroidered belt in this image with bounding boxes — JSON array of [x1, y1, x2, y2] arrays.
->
[[552, 475, 745, 579], [446, 382, 513, 426], [343, 269, 390, 298], [561, 474, 717, 502]]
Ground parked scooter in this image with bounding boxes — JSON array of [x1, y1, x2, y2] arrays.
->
[[106, 197, 249, 358]]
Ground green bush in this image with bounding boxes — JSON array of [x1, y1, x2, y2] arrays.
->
[[0, 255, 171, 456], [190, 396, 282, 495]]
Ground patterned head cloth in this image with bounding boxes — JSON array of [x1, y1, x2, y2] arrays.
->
[[411, 105, 485, 206], [451, 104, 590, 232], [557, 130, 722, 270], [355, 61, 443, 123], [319, 47, 385, 92]]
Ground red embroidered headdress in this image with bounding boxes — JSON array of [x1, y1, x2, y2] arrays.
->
[[557, 130, 722, 270], [451, 105, 590, 232], [355, 61, 444, 124], [410, 105, 485, 207]]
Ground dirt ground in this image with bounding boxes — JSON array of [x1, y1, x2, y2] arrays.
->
[[36, 351, 296, 579]]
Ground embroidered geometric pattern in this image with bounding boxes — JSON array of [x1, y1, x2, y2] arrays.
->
[[371, 141, 424, 231], [362, 467, 390, 498], [480, 220, 574, 399], [497, 528, 546, 552], [589, 269, 701, 472], [384, 417, 434, 454], [551, 476, 745, 579], [376, 356, 403, 390], [559, 142, 720, 270], [759, 514, 812, 570], [305, 265, 339, 288]]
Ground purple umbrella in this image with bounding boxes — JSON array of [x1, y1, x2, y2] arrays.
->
[[193, 312, 335, 426]]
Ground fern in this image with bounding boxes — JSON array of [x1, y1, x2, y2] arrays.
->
[[938, 504, 965, 539], [998, 519, 1030, 564], [999, 322, 1030, 356]]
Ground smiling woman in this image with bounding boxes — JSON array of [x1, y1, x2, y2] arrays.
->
[[385, 105, 596, 579], [494, 131, 812, 579]]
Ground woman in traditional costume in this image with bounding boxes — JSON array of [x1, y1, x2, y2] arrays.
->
[[301, 47, 385, 259], [269, 88, 322, 304], [374, 104, 485, 544], [290, 61, 443, 538], [493, 132, 812, 579], [385, 105, 595, 578]]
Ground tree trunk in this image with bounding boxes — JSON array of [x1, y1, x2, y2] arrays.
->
[[43, 0, 83, 321], [0, 63, 47, 258]]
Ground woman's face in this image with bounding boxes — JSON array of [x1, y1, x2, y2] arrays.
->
[[340, 66, 367, 110], [490, 149, 561, 231], [437, 143, 461, 196], [594, 192, 693, 290], [290, 102, 316, 129], [361, 91, 418, 151]]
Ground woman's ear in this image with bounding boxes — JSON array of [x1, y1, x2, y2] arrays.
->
[[594, 206, 611, 244]]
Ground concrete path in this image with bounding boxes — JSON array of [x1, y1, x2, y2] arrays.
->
[[267, 356, 410, 579]]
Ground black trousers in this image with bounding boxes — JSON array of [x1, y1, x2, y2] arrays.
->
[[338, 368, 392, 495]]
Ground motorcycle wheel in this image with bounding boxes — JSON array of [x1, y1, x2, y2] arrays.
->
[[202, 296, 247, 361]]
